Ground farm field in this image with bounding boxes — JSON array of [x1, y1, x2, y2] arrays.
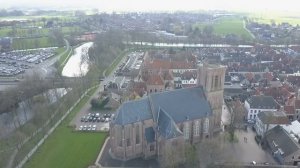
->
[[12, 37, 56, 50], [194, 17, 253, 40]]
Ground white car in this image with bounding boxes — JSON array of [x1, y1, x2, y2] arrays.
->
[[252, 161, 256, 165], [79, 126, 83, 130]]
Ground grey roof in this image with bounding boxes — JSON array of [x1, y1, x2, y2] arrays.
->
[[157, 108, 182, 139], [113, 98, 152, 125], [257, 111, 289, 125], [145, 127, 155, 143], [247, 95, 279, 109], [265, 125, 300, 157], [149, 86, 212, 123]]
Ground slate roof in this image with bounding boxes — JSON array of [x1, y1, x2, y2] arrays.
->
[[145, 127, 155, 143], [265, 125, 300, 157], [246, 95, 279, 109], [113, 98, 152, 125], [157, 108, 182, 139], [149, 86, 212, 123]]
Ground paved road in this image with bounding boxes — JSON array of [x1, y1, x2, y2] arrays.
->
[[70, 51, 129, 130]]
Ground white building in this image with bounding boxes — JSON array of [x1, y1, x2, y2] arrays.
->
[[282, 120, 300, 141], [244, 95, 279, 120]]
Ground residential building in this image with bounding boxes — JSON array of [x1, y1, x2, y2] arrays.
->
[[255, 111, 289, 137], [282, 120, 300, 141], [264, 126, 300, 165], [244, 95, 280, 120]]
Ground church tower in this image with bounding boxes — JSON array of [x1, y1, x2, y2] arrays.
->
[[197, 62, 226, 131]]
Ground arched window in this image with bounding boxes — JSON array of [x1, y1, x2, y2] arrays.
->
[[194, 121, 200, 136], [203, 118, 209, 134]]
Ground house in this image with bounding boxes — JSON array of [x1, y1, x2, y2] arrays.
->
[[263, 125, 300, 165], [244, 95, 280, 120], [145, 75, 165, 93], [284, 105, 296, 120], [255, 111, 289, 137], [173, 71, 197, 89], [282, 120, 300, 142]]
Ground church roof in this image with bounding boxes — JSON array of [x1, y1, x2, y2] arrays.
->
[[112, 86, 212, 126], [157, 108, 182, 139], [112, 98, 152, 125], [149, 86, 212, 123]]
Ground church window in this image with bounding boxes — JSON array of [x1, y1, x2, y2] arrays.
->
[[150, 144, 154, 151], [214, 75, 219, 90], [194, 121, 200, 136], [126, 127, 131, 147], [203, 118, 209, 133], [184, 122, 190, 140], [135, 125, 140, 144]]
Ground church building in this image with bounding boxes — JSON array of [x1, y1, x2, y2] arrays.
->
[[109, 63, 226, 165]]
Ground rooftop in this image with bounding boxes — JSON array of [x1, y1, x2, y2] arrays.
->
[[247, 95, 280, 109], [265, 125, 300, 157], [257, 111, 289, 125]]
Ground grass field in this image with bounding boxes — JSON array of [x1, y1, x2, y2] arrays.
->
[[0, 28, 12, 37], [194, 17, 253, 40], [12, 37, 57, 50], [250, 16, 300, 26], [248, 12, 300, 26], [24, 87, 108, 168]]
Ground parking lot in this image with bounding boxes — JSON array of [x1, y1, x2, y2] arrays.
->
[[0, 47, 57, 76], [114, 51, 144, 76], [74, 112, 114, 132]]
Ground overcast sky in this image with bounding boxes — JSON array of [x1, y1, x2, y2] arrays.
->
[[1, 0, 300, 13]]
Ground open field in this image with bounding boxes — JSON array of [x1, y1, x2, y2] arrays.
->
[[24, 87, 108, 168], [12, 37, 57, 50], [248, 13, 300, 25], [194, 17, 253, 40], [0, 26, 85, 38], [0, 15, 75, 21]]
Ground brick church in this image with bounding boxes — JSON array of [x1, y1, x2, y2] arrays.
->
[[109, 63, 226, 166]]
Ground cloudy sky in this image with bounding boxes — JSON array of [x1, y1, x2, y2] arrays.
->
[[1, 0, 300, 13]]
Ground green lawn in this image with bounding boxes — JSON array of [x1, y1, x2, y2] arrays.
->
[[24, 87, 108, 168], [61, 26, 85, 35], [12, 37, 56, 50], [0, 27, 11, 37], [194, 17, 253, 40]]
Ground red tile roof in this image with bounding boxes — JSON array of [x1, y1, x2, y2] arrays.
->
[[144, 59, 195, 70], [284, 105, 295, 115], [295, 100, 300, 109], [146, 75, 164, 85]]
